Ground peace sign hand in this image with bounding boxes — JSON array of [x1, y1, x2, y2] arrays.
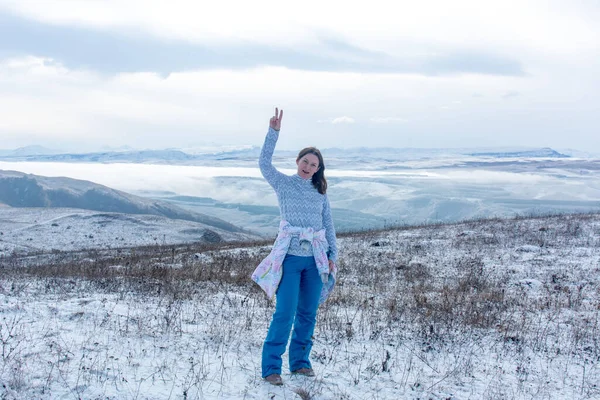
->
[[270, 107, 283, 131]]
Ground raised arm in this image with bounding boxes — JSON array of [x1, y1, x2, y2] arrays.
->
[[322, 194, 338, 263], [259, 108, 286, 189]]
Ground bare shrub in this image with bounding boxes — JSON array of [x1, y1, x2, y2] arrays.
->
[[294, 387, 313, 400]]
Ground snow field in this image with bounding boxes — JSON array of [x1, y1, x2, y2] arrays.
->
[[1, 213, 599, 399]]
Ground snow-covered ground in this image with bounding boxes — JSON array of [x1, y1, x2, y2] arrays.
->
[[0, 207, 257, 257], [1, 213, 599, 399]]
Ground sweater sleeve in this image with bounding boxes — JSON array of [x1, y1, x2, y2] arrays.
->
[[322, 194, 338, 263], [259, 127, 286, 190]]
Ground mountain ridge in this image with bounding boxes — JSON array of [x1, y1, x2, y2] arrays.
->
[[0, 146, 580, 164]]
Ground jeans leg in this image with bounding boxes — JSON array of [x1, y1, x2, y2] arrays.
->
[[289, 258, 323, 372], [261, 255, 302, 378]]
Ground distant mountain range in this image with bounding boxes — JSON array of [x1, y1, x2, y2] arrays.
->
[[322, 146, 576, 159], [465, 147, 568, 158], [0, 170, 257, 237], [0, 145, 63, 157], [0, 145, 583, 164]]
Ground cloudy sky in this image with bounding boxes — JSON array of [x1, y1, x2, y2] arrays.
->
[[0, 0, 598, 153]]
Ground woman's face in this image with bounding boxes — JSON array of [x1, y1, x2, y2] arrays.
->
[[296, 153, 320, 180]]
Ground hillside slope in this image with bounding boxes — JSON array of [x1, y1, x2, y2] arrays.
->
[[0, 169, 253, 235]]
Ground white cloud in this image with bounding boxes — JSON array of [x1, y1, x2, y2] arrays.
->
[[0, 49, 598, 151], [331, 116, 355, 124], [0, 161, 279, 205], [370, 117, 408, 124], [0, 56, 87, 80], [502, 91, 520, 99], [1, 0, 598, 59]]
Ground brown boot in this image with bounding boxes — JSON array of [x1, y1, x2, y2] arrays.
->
[[265, 373, 283, 386], [291, 368, 315, 377]]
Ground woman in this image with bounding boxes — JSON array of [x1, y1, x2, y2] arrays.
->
[[252, 108, 338, 386]]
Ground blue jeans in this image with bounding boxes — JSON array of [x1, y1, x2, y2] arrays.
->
[[261, 254, 324, 377]]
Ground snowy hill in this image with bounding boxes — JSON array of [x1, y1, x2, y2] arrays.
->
[[0, 170, 256, 238], [0, 207, 258, 256], [0, 212, 598, 398]]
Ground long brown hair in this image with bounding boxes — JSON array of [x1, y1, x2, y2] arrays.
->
[[297, 147, 327, 195]]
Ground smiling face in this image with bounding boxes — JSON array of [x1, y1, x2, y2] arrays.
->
[[296, 152, 320, 180]]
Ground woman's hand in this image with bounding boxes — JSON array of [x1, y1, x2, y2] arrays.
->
[[270, 107, 283, 131]]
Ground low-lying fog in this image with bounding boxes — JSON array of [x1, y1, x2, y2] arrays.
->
[[1, 156, 599, 234]]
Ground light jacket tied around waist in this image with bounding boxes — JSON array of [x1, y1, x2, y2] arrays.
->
[[251, 220, 337, 304]]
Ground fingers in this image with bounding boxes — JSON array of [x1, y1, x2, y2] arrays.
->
[[272, 107, 283, 128]]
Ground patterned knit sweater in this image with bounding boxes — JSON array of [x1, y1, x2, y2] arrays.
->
[[259, 127, 338, 263]]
